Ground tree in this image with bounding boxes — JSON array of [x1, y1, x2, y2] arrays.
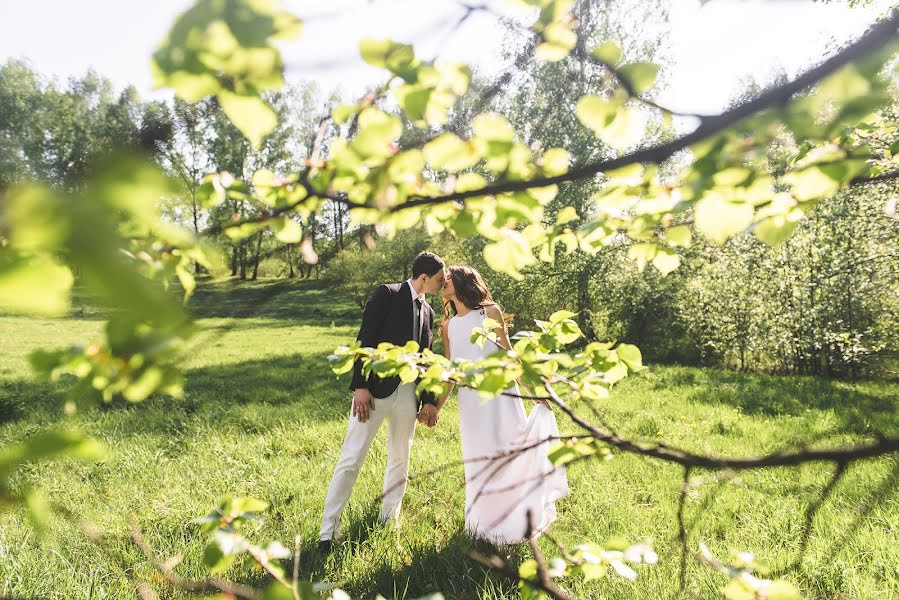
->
[[3, 1, 899, 598]]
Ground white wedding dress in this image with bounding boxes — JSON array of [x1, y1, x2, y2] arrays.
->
[[448, 308, 569, 544]]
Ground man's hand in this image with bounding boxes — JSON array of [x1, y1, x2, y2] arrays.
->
[[352, 388, 375, 422], [418, 404, 439, 427]]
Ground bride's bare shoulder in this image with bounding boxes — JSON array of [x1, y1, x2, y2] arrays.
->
[[484, 304, 504, 321]]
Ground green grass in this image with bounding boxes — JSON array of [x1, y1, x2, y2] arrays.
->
[[1, 279, 898, 599]]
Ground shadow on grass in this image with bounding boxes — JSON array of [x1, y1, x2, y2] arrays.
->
[[187, 278, 359, 326], [351, 531, 524, 599], [11, 278, 359, 325], [0, 351, 354, 434], [285, 523, 523, 600], [653, 366, 899, 436]]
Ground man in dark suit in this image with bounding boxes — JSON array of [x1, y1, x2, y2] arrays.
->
[[319, 252, 446, 551]]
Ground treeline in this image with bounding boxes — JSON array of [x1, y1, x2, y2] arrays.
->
[[322, 185, 899, 381], [2, 45, 897, 381], [0, 59, 350, 282]]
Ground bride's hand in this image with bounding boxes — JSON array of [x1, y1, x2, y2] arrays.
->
[[517, 381, 552, 411], [533, 398, 553, 411]]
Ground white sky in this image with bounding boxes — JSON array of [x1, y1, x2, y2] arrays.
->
[[0, 0, 895, 116]]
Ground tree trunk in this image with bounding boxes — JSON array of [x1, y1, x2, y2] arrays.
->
[[251, 231, 263, 281], [286, 244, 295, 278], [239, 242, 247, 280], [231, 244, 238, 276], [192, 193, 202, 275], [576, 266, 596, 341]]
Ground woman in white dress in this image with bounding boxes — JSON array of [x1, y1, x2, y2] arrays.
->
[[436, 265, 569, 544]]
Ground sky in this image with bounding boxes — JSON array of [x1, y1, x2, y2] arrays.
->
[[0, 0, 895, 116]]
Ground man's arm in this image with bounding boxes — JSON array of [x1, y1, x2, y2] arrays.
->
[[350, 284, 392, 390]]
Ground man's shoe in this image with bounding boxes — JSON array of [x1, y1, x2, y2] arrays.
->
[[318, 539, 333, 554]]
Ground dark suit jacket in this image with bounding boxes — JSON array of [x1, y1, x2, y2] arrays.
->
[[350, 281, 437, 408]]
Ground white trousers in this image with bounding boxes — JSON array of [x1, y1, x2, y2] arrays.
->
[[319, 382, 417, 541]]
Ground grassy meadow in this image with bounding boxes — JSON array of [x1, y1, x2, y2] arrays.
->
[[1, 279, 897, 599]]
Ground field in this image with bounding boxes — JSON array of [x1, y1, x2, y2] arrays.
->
[[1, 279, 897, 599]]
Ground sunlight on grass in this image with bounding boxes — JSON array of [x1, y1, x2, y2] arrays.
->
[[1, 280, 897, 599]]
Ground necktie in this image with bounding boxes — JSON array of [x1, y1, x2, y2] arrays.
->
[[413, 298, 422, 344]]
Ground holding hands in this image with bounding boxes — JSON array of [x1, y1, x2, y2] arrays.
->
[[418, 404, 439, 427]]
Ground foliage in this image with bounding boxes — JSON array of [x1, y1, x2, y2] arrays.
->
[[2, 0, 899, 598]]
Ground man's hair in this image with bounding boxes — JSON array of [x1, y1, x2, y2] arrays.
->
[[412, 251, 445, 279]]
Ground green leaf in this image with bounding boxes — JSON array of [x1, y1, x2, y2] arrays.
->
[[472, 113, 516, 142], [592, 40, 621, 65], [627, 243, 657, 271], [218, 91, 277, 150], [5, 184, 68, 251], [665, 225, 691, 248], [755, 214, 796, 247], [0, 430, 105, 470], [554, 320, 583, 344], [543, 22, 576, 48], [423, 133, 480, 172], [577, 97, 645, 151], [543, 148, 570, 176], [889, 139, 899, 157], [123, 366, 165, 402], [229, 496, 270, 516], [272, 218, 302, 243], [263, 582, 297, 600], [388, 150, 425, 184], [604, 362, 628, 385], [548, 440, 597, 466], [203, 542, 236, 573], [762, 580, 804, 600], [152, 0, 299, 143], [555, 206, 579, 225], [602, 106, 647, 151], [536, 42, 572, 62], [483, 231, 537, 280], [360, 38, 414, 71], [394, 84, 432, 123], [616, 343, 643, 371], [722, 580, 756, 600], [519, 558, 538, 580], [651, 247, 681, 276], [713, 167, 753, 187], [359, 38, 395, 68], [0, 253, 73, 316], [351, 109, 402, 161], [481, 317, 502, 330], [581, 562, 608, 581], [783, 166, 841, 201], [225, 220, 269, 241], [618, 62, 659, 94], [333, 103, 358, 125], [23, 488, 51, 535], [576, 96, 615, 133], [549, 310, 577, 324], [694, 194, 754, 245]]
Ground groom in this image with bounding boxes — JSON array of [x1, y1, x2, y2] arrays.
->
[[319, 251, 446, 552]]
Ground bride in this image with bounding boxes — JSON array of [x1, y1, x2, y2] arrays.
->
[[436, 265, 569, 544]]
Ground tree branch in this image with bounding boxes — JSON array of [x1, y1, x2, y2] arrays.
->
[[130, 519, 261, 600], [388, 11, 899, 211], [541, 379, 899, 470]]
